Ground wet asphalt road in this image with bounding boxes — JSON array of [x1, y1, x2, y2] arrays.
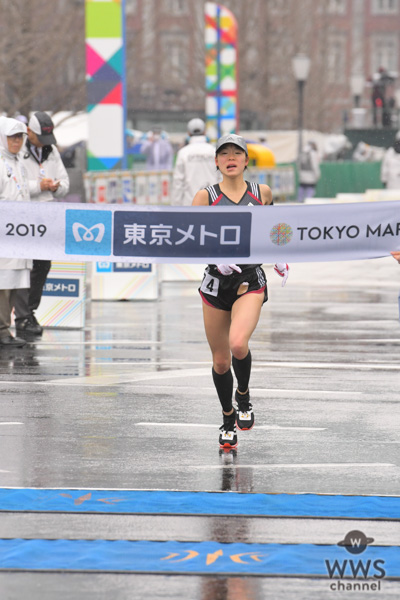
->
[[0, 258, 399, 599]]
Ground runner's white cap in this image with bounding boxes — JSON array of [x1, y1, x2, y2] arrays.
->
[[216, 133, 248, 155]]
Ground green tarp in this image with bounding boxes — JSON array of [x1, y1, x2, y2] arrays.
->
[[315, 161, 383, 198]]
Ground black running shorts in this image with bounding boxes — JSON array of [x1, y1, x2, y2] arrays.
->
[[199, 265, 268, 311]]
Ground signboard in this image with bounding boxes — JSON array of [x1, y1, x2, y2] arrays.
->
[[205, 3, 238, 141], [36, 262, 86, 328], [85, 0, 125, 170]]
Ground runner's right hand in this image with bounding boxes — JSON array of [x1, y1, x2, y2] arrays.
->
[[217, 264, 242, 276]]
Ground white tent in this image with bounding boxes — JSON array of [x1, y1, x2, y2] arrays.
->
[[52, 111, 88, 148], [50, 112, 351, 162], [240, 130, 350, 163]]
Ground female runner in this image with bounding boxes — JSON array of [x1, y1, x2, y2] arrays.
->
[[192, 133, 288, 449]]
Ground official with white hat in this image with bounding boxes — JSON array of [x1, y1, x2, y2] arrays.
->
[[171, 118, 222, 206]]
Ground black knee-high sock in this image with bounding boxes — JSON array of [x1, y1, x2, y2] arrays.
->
[[232, 350, 252, 393], [212, 368, 233, 412]]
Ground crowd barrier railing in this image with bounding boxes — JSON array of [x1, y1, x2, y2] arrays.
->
[[84, 165, 296, 204]]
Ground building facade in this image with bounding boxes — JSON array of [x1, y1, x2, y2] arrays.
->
[[126, 0, 205, 131], [125, 0, 400, 133], [2, 0, 399, 134]]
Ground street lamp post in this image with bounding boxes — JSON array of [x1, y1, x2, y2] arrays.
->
[[292, 53, 311, 162], [350, 75, 365, 128], [395, 89, 400, 128], [350, 75, 365, 108]]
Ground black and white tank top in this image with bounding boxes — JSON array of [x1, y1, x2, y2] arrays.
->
[[205, 181, 270, 273], [206, 181, 263, 206]]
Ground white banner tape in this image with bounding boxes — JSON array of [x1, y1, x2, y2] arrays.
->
[[0, 200, 399, 264]]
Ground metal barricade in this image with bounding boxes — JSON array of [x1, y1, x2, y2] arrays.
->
[[84, 165, 296, 204], [84, 170, 173, 205]]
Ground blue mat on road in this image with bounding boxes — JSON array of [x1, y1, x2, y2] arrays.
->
[[0, 488, 399, 519], [0, 539, 399, 576]]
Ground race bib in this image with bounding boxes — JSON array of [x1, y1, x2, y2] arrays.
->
[[200, 272, 220, 297]]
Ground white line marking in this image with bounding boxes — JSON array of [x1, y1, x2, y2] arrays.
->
[[0, 422, 24, 426], [135, 385, 362, 397], [2, 368, 212, 387], [135, 422, 326, 431], [34, 340, 163, 346], [0, 485, 398, 496], [30, 337, 400, 347], [350, 339, 400, 343], [180, 463, 395, 470], [33, 370, 400, 386], [254, 361, 400, 371], [0, 359, 398, 388], [89, 361, 208, 366]]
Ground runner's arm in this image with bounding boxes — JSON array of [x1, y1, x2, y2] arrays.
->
[[192, 189, 209, 206], [260, 184, 273, 205]]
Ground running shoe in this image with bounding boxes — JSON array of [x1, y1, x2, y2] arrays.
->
[[219, 409, 238, 449], [15, 315, 43, 336], [235, 390, 254, 430]]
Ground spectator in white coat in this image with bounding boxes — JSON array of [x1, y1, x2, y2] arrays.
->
[[381, 132, 400, 190], [13, 112, 69, 336], [171, 118, 221, 205], [0, 117, 31, 348], [140, 125, 173, 171], [298, 141, 320, 203]]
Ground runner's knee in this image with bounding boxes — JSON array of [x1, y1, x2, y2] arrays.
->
[[212, 354, 231, 374], [229, 335, 249, 360]]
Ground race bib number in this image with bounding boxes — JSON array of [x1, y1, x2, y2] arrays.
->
[[200, 272, 220, 297]]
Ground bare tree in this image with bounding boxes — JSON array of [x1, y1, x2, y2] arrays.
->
[[216, 0, 359, 133], [0, 0, 86, 117]]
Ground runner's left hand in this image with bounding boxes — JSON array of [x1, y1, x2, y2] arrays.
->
[[391, 251, 400, 264], [274, 263, 289, 286]]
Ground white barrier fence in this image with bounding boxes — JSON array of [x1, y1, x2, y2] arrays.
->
[[247, 166, 296, 198], [84, 166, 296, 205]]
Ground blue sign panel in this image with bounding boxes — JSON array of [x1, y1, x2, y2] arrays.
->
[[42, 278, 80, 297], [96, 261, 113, 273], [113, 263, 151, 272], [65, 209, 112, 256], [122, 177, 134, 203], [113, 211, 251, 259]]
